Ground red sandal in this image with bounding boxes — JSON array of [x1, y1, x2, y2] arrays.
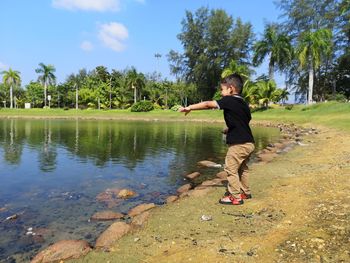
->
[[219, 195, 243, 205]]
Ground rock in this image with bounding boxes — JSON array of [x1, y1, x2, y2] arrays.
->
[[117, 189, 136, 199], [166, 196, 178, 203], [0, 207, 7, 212], [184, 172, 201, 180], [187, 187, 213, 197], [131, 211, 151, 228], [200, 178, 224, 187], [216, 171, 228, 179], [95, 222, 131, 249], [91, 211, 124, 221], [177, 183, 192, 194], [197, 160, 221, 168], [96, 188, 124, 208], [5, 214, 18, 221], [31, 240, 92, 263], [128, 203, 156, 217], [257, 153, 278, 163]]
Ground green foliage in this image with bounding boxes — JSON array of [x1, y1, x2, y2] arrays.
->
[[285, 104, 294, 110], [168, 7, 254, 100], [327, 93, 348, 102], [253, 24, 293, 80], [170, 104, 182, 111], [130, 101, 154, 112]]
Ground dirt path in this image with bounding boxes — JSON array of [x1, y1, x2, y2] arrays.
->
[[72, 125, 350, 263]]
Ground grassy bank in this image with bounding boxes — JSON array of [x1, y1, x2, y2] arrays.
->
[[0, 101, 349, 130], [253, 101, 350, 131]]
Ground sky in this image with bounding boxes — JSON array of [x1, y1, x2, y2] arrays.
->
[[0, 0, 284, 87]]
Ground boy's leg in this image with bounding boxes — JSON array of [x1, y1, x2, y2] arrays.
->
[[225, 143, 255, 199], [238, 143, 255, 194]]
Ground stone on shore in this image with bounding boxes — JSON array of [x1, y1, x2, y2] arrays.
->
[[216, 171, 228, 179], [128, 203, 156, 217], [184, 172, 201, 180], [91, 211, 124, 221], [95, 222, 131, 249], [31, 240, 92, 263], [177, 183, 192, 194], [166, 195, 178, 203], [257, 153, 279, 163], [131, 211, 151, 228]]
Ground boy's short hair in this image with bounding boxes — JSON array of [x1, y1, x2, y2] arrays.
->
[[221, 73, 243, 94]]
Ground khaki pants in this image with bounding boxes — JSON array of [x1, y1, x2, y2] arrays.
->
[[224, 142, 255, 199]]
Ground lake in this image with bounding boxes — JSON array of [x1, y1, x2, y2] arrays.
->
[[0, 119, 280, 262]]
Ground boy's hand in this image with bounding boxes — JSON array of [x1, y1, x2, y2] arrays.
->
[[222, 128, 228, 134], [179, 106, 191, 116]]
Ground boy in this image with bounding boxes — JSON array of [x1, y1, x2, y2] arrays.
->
[[179, 73, 255, 205]]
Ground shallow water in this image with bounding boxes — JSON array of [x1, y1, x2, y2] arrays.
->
[[0, 119, 280, 262]]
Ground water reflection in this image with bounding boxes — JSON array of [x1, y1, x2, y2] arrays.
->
[[0, 119, 280, 171]]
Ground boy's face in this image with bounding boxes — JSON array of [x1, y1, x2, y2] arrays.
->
[[220, 83, 234, 96]]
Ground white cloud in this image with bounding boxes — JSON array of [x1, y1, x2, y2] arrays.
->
[[98, 22, 128, 52], [80, 41, 94, 51], [52, 0, 120, 12], [0, 61, 8, 70]]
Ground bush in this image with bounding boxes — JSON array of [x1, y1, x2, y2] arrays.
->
[[171, 104, 182, 111], [327, 93, 347, 102], [285, 104, 294, 110], [63, 107, 69, 111], [130, 101, 154, 112], [153, 103, 162, 110]]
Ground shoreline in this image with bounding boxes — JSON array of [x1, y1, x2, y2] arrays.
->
[[27, 121, 316, 263], [65, 122, 350, 263]]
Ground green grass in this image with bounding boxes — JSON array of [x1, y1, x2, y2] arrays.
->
[[252, 101, 350, 131], [0, 108, 223, 121], [0, 101, 349, 130]]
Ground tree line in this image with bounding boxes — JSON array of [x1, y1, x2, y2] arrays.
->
[[1, 0, 349, 109]]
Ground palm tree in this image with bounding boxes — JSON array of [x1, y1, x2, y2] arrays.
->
[[279, 88, 290, 105], [253, 24, 293, 81], [297, 29, 332, 104], [241, 80, 258, 105], [1, 68, 21, 109], [256, 80, 281, 108], [221, 60, 251, 79], [35, 63, 56, 107], [126, 67, 145, 104]]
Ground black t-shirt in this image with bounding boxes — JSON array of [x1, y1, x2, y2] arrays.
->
[[216, 95, 255, 145]]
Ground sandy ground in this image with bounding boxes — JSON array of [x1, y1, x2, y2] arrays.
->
[[69, 124, 350, 263]]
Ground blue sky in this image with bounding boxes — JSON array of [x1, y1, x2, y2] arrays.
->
[[0, 0, 284, 87]]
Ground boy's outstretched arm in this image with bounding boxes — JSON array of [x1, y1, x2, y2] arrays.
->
[[179, 101, 218, 115]]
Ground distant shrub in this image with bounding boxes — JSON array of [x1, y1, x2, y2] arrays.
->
[[328, 93, 347, 102], [285, 104, 294, 110], [171, 104, 182, 111], [63, 107, 69, 111], [153, 103, 162, 110], [130, 101, 154, 112]]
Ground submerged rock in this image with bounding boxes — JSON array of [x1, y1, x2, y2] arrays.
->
[[117, 189, 136, 199], [91, 211, 124, 221], [95, 222, 131, 249], [128, 203, 155, 217], [184, 172, 201, 180], [31, 240, 92, 263]]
